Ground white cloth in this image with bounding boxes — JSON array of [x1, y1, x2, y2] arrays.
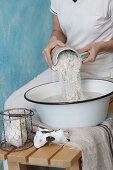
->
[[50, 0, 113, 79], [34, 128, 69, 149], [31, 114, 113, 170], [66, 117, 113, 170]]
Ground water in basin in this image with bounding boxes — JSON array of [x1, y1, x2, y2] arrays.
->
[[41, 91, 103, 103]]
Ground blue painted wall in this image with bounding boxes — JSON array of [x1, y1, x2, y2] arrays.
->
[[0, 0, 52, 111], [0, 1, 51, 168]]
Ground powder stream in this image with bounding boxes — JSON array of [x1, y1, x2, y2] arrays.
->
[[52, 51, 85, 101]]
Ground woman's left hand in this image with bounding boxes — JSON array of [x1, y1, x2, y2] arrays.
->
[[77, 42, 101, 63]]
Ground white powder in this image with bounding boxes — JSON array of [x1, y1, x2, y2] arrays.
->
[[52, 51, 85, 101], [5, 120, 27, 147]]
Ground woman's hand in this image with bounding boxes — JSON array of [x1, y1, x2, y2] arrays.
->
[[78, 42, 101, 64], [43, 14, 66, 68], [42, 40, 65, 68]]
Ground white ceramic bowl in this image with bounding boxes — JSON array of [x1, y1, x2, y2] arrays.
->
[[24, 79, 113, 128]]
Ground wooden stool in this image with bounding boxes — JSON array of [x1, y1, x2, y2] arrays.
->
[[0, 145, 82, 170], [0, 100, 113, 170]]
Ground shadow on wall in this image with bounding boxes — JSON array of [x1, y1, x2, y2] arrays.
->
[[0, 0, 52, 110]]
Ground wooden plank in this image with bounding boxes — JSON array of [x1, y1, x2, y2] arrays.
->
[[28, 144, 63, 166], [70, 160, 80, 170], [108, 99, 113, 113], [7, 146, 37, 163], [8, 161, 27, 170], [50, 146, 82, 168], [66, 159, 81, 170], [0, 149, 10, 160]]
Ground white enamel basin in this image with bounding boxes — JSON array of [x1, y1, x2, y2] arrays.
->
[[24, 79, 113, 128]]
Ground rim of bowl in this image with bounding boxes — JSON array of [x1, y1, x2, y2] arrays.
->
[[24, 78, 113, 105]]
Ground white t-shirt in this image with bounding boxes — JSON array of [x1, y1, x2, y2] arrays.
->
[[50, 0, 113, 79]]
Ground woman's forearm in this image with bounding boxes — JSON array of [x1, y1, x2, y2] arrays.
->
[[48, 30, 67, 45], [98, 40, 113, 53]]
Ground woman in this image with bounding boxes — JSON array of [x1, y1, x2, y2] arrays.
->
[[5, 0, 113, 110], [3, 1, 113, 169], [43, 0, 113, 79], [4, 0, 113, 132]]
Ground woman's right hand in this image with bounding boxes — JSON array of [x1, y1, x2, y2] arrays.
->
[[42, 40, 65, 69]]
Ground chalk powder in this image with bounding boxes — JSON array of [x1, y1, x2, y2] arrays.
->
[[52, 51, 86, 101]]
